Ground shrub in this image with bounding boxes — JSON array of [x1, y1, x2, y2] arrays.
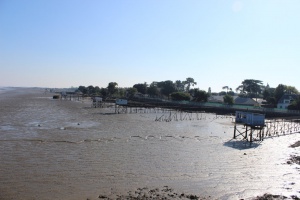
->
[[223, 94, 234, 105], [170, 92, 191, 101]]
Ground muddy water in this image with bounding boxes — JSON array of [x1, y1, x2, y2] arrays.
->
[[0, 88, 299, 200]]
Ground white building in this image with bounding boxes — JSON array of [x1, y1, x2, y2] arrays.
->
[[277, 94, 298, 109]]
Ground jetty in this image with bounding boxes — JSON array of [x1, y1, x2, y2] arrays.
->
[[233, 111, 300, 142], [127, 97, 300, 118]]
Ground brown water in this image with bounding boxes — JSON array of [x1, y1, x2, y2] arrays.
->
[[0, 88, 299, 200]]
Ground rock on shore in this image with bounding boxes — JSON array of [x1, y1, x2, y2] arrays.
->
[[96, 186, 208, 200]]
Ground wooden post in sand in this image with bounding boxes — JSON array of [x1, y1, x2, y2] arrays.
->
[[245, 125, 248, 141], [233, 123, 237, 139]]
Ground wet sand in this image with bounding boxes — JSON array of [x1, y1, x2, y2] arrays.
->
[[0, 88, 300, 200]]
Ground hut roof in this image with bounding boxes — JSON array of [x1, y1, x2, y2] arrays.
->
[[278, 94, 299, 103], [234, 97, 258, 106]]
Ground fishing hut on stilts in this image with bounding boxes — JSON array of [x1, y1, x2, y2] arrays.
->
[[91, 97, 103, 108], [233, 111, 265, 142], [115, 99, 128, 114], [233, 111, 300, 142]]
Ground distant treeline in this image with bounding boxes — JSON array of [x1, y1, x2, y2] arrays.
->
[[77, 78, 300, 110]]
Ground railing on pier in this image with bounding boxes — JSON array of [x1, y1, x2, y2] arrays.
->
[[131, 96, 300, 117], [233, 113, 300, 142]]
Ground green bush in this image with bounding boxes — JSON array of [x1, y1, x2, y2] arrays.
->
[[288, 97, 300, 110], [170, 92, 191, 101], [223, 94, 234, 105]]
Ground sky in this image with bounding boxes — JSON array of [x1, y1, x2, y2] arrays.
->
[[0, 0, 300, 92]]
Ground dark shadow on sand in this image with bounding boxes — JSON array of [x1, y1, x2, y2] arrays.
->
[[223, 139, 261, 150], [101, 113, 117, 115]]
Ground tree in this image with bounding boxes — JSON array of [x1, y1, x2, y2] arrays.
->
[[188, 88, 198, 97], [157, 80, 176, 97], [118, 88, 126, 97], [78, 86, 87, 95], [170, 92, 191, 101], [133, 83, 147, 94], [219, 91, 227, 96], [236, 79, 263, 98], [274, 84, 286, 103], [263, 86, 276, 105], [107, 82, 118, 96], [87, 85, 95, 95], [222, 86, 232, 94], [274, 84, 299, 103], [127, 87, 137, 98], [100, 88, 108, 97], [193, 89, 209, 102], [175, 80, 185, 92], [227, 91, 235, 96], [288, 96, 300, 110], [147, 83, 159, 97], [223, 94, 234, 105], [94, 86, 101, 95], [263, 88, 271, 101], [208, 87, 212, 95], [286, 86, 299, 94], [183, 77, 197, 92]]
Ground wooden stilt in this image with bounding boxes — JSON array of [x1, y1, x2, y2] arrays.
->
[[245, 126, 248, 141], [233, 124, 237, 139]]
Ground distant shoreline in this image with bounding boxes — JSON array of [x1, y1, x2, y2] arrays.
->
[[0, 87, 15, 94]]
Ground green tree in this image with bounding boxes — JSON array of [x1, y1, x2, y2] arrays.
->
[[227, 91, 235, 96], [127, 87, 138, 98], [147, 83, 159, 97], [94, 86, 101, 95], [236, 79, 263, 98], [157, 80, 176, 97], [175, 80, 185, 92], [263, 88, 271, 100], [87, 85, 95, 96], [223, 94, 234, 105], [78, 86, 87, 95], [117, 88, 126, 97], [107, 82, 118, 96], [274, 84, 299, 103], [286, 86, 299, 94], [219, 91, 227, 96], [288, 96, 300, 110], [100, 88, 108, 97], [208, 87, 212, 95], [263, 87, 275, 103], [133, 83, 147, 94], [274, 84, 286, 103], [170, 92, 191, 101], [222, 86, 232, 94], [183, 77, 197, 92], [193, 89, 209, 102]]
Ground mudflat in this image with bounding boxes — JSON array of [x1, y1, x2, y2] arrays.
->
[[0, 88, 299, 200]]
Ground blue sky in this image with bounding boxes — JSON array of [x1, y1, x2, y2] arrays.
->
[[0, 0, 299, 92]]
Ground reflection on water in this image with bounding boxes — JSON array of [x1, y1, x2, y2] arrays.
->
[[0, 89, 299, 200]]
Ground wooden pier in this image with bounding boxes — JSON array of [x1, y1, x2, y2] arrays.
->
[[233, 111, 300, 142], [60, 92, 83, 101], [264, 119, 300, 137]]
